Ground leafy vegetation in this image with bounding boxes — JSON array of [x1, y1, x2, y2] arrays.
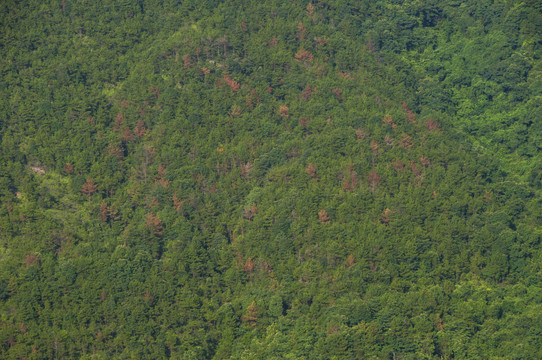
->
[[1, 0, 541, 358]]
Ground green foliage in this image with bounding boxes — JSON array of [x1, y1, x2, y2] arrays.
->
[[0, 0, 541, 358]]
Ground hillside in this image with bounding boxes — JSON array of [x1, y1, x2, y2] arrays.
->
[[1, 1, 541, 358]]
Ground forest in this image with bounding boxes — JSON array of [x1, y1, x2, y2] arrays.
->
[[0, 0, 541, 358]]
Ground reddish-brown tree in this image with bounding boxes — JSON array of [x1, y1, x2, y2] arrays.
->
[[99, 201, 108, 222], [402, 102, 416, 123], [246, 89, 261, 109], [425, 118, 441, 131], [346, 254, 355, 267], [134, 120, 146, 138], [145, 213, 163, 235], [332, 88, 342, 99], [143, 289, 155, 305], [157, 164, 166, 177], [150, 85, 160, 98], [173, 195, 184, 211], [223, 74, 240, 92], [301, 84, 313, 100], [25, 254, 40, 268], [398, 133, 413, 149], [342, 166, 358, 192], [305, 163, 317, 178], [316, 37, 327, 47], [64, 162, 74, 174], [243, 257, 255, 272], [278, 104, 289, 117], [355, 128, 367, 140], [297, 21, 307, 41], [182, 54, 192, 68], [318, 209, 330, 224], [381, 208, 391, 225], [410, 160, 421, 176], [306, 3, 315, 16], [82, 178, 98, 200], [122, 128, 134, 142], [148, 197, 159, 209], [420, 156, 430, 167], [113, 113, 123, 132], [294, 48, 313, 63]]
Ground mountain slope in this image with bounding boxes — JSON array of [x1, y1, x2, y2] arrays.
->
[[0, 1, 541, 358]]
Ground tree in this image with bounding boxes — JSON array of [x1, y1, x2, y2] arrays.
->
[[368, 171, 381, 193], [113, 113, 123, 132], [402, 102, 416, 123], [294, 48, 313, 63], [81, 178, 98, 200], [332, 88, 342, 100], [224, 74, 240, 92], [301, 84, 313, 100], [381, 208, 391, 225], [63, 162, 74, 174], [346, 254, 355, 267], [246, 89, 261, 109], [242, 301, 258, 326], [425, 118, 441, 132], [306, 3, 315, 17], [278, 104, 289, 117], [370, 140, 379, 155], [134, 120, 146, 138], [342, 167, 358, 192], [398, 134, 413, 149], [297, 21, 307, 41], [99, 201, 108, 222], [242, 257, 255, 272], [182, 54, 192, 68], [306, 163, 317, 178], [173, 195, 184, 211], [145, 213, 163, 235], [319, 209, 330, 224], [383, 114, 395, 129]]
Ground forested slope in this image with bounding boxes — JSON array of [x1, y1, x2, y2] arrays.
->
[[1, 0, 541, 358]]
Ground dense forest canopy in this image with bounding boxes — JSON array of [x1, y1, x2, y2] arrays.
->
[[1, 0, 541, 358]]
